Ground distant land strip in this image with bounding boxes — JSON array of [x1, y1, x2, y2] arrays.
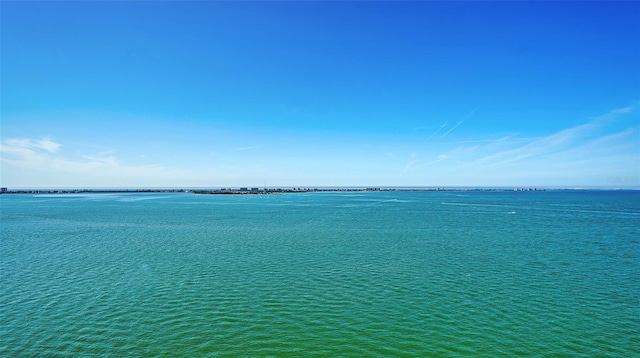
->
[[0, 187, 554, 195]]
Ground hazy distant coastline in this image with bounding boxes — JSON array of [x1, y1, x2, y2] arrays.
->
[[4, 186, 637, 195]]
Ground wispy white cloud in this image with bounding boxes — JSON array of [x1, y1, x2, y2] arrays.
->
[[439, 136, 538, 145], [3, 137, 62, 154], [399, 105, 638, 187], [455, 106, 639, 184], [467, 108, 620, 169], [439, 109, 476, 139], [589, 106, 632, 121], [78, 154, 119, 165], [236, 144, 265, 151], [439, 120, 464, 138], [0, 137, 178, 187], [403, 154, 449, 173], [428, 122, 447, 139]]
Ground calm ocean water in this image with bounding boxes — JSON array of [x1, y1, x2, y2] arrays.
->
[[1, 191, 638, 356]]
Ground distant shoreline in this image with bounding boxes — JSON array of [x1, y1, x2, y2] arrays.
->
[[2, 187, 637, 195]]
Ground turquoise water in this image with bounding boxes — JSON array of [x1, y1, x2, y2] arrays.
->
[[1, 191, 639, 356]]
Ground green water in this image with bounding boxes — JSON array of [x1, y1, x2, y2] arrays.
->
[[1, 191, 639, 356]]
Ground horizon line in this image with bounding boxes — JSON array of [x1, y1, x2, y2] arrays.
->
[[2, 185, 639, 191]]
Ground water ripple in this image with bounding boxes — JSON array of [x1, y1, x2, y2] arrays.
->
[[1, 191, 638, 356]]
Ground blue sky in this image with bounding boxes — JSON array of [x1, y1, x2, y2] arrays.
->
[[1, 1, 639, 188]]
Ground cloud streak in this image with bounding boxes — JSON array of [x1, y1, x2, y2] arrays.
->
[[454, 106, 640, 185], [0, 137, 178, 187], [467, 107, 626, 169], [439, 109, 477, 139], [236, 145, 265, 151], [439, 137, 539, 145], [3, 137, 61, 154], [403, 154, 449, 173], [429, 122, 447, 139], [439, 120, 464, 138], [400, 105, 638, 187]]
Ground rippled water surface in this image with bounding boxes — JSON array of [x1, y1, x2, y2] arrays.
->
[[1, 191, 639, 356]]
